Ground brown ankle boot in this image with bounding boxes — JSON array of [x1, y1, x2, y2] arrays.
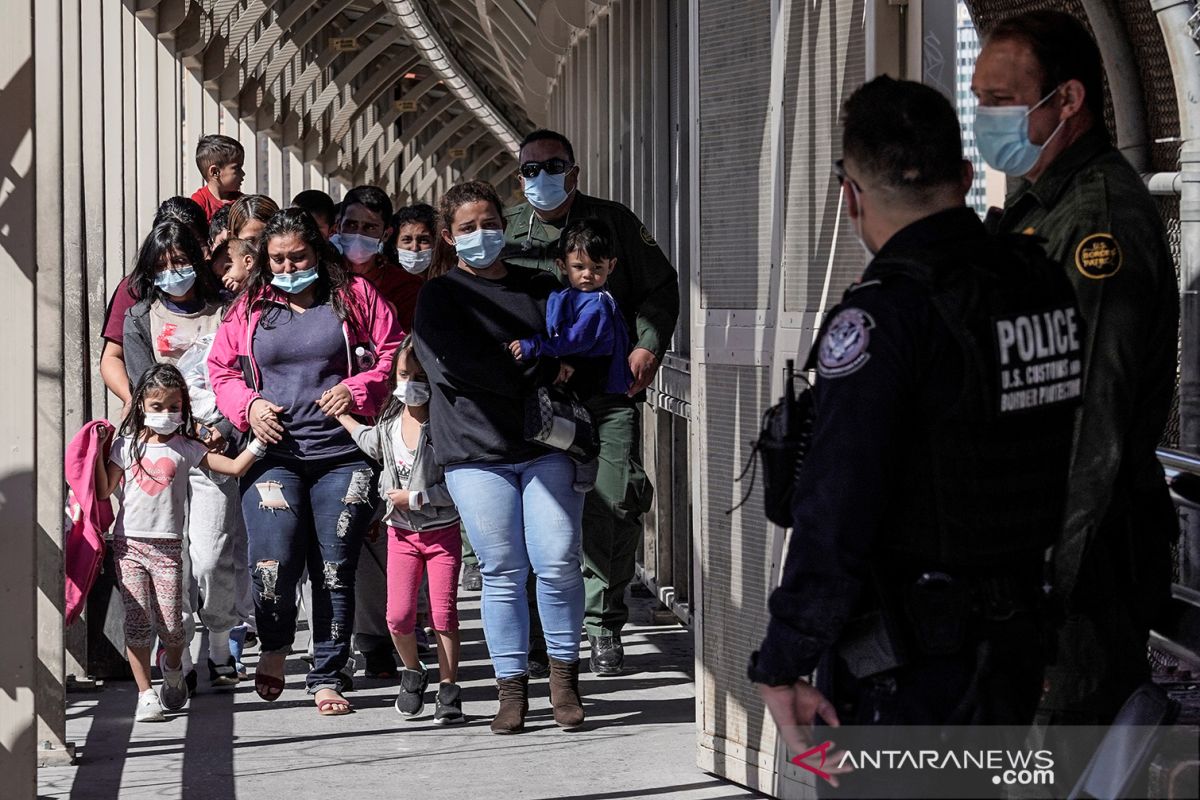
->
[[490, 673, 529, 734], [548, 657, 585, 728]]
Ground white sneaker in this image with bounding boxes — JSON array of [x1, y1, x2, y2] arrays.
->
[[135, 690, 166, 722]]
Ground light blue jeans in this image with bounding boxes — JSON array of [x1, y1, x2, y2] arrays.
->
[[445, 453, 584, 678]]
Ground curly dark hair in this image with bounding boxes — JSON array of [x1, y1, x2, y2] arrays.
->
[[559, 217, 616, 262]]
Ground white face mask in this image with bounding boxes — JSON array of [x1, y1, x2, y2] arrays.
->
[[396, 248, 433, 275], [144, 411, 183, 435], [846, 182, 875, 256], [393, 380, 431, 407]]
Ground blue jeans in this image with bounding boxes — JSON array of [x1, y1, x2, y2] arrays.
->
[[445, 453, 585, 679], [240, 453, 375, 693]]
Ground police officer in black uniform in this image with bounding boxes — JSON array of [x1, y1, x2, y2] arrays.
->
[[749, 78, 1082, 765]]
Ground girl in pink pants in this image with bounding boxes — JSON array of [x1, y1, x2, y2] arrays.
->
[[338, 336, 464, 723]]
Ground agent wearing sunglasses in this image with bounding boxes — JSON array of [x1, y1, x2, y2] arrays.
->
[[502, 129, 680, 677], [973, 10, 1177, 745]]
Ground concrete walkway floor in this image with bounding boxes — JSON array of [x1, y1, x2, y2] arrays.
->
[[38, 590, 763, 800]]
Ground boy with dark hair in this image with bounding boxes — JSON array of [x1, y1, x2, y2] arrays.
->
[[291, 189, 337, 240], [190, 134, 245, 222]]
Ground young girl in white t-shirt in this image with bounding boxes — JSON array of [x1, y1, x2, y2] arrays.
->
[[95, 363, 264, 722]]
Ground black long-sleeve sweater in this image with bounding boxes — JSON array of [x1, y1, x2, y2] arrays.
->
[[413, 264, 562, 467]]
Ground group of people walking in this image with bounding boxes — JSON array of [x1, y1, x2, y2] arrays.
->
[[74, 125, 679, 733]]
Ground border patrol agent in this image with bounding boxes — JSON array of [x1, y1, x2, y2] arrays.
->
[[503, 129, 680, 675], [750, 78, 1081, 772], [974, 11, 1178, 733]]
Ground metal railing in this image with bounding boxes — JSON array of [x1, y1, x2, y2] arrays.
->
[[637, 355, 694, 625], [1153, 448, 1200, 668]]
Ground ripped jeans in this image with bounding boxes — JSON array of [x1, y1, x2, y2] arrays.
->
[[240, 452, 375, 693]]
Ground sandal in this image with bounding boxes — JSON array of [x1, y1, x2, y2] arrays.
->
[[254, 671, 284, 702], [315, 689, 353, 716]]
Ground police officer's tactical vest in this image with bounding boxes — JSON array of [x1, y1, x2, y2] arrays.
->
[[869, 236, 1083, 569]]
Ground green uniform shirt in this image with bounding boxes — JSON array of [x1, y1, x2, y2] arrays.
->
[[502, 193, 681, 360], [990, 127, 1179, 600]]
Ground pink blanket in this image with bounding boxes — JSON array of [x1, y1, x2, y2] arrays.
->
[[64, 420, 116, 626]]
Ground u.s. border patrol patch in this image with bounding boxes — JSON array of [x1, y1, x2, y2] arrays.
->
[[1074, 233, 1122, 279], [640, 226, 657, 246], [818, 308, 875, 378]]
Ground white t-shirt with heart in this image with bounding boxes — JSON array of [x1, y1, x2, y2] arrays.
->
[[110, 434, 209, 540]]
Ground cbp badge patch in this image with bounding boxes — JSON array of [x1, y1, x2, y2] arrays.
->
[[818, 308, 875, 378], [1074, 233, 1122, 279], [640, 226, 657, 246]]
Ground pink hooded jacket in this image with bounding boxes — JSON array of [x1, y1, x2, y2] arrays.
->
[[64, 419, 117, 626], [208, 275, 403, 431]]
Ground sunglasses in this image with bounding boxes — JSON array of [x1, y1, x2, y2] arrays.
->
[[520, 158, 574, 179]]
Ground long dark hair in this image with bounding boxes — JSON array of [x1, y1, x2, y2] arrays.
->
[[119, 363, 199, 485], [128, 221, 222, 310], [429, 181, 505, 278], [238, 208, 355, 322]]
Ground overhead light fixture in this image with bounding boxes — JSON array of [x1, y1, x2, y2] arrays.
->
[[386, 0, 520, 153]]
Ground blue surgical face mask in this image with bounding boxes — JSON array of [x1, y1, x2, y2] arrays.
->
[[332, 232, 381, 265], [522, 170, 573, 212], [396, 248, 432, 275], [271, 266, 319, 294], [454, 228, 506, 270], [154, 266, 196, 297], [974, 86, 1065, 177]]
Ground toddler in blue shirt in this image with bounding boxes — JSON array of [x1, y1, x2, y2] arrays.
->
[[509, 217, 633, 490]]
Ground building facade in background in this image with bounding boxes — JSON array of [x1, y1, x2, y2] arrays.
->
[[957, 1, 989, 215]]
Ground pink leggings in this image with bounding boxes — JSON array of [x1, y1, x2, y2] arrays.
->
[[386, 523, 462, 635], [113, 537, 185, 649]]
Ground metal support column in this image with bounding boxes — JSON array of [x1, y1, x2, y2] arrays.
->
[[1154, 0, 1200, 452], [0, 0, 40, 790], [34, 0, 76, 768]]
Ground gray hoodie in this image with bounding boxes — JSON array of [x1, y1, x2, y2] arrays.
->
[[350, 405, 459, 532]]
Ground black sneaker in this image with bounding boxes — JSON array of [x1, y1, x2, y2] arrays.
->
[[415, 627, 432, 656], [461, 563, 482, 592], [185, 667, 198, 697], [433, 682, 466, 725], [528, 647, 551, 680], [588, 634, 624, 676], [394, 664, 429, 717], [208, 657, 240, 687]]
